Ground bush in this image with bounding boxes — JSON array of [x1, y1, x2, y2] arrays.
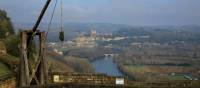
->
[[3, 35, 20, 57]]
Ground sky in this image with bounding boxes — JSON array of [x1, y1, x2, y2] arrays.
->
[[0, 0, 200, 26]]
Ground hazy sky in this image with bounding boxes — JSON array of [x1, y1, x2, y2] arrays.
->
[[0, 0, 200, 26]]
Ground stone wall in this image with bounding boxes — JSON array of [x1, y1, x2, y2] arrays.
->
[[50, 72, 127, 85]]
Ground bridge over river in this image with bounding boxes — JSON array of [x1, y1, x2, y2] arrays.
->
[[104, 54, 119, 57]]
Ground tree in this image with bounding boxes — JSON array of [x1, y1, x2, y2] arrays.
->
[[0, 10, 14, 39]]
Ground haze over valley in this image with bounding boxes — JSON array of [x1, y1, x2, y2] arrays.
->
[[0, 1, 200, 87]]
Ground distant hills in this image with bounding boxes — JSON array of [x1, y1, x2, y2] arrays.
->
[[14, 22, 200, 42], [14, 22, 132, 41], [14, 22, 132, 32]]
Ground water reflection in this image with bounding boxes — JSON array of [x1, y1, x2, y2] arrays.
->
[[92, 57, 123, 76]]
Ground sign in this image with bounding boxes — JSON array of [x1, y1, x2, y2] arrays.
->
[[53, 75, 60, 82], [116, 78, 124, 85]]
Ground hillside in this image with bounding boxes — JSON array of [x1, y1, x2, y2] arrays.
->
[[0, 10, 18, 76], [47, 51, 94, 73]]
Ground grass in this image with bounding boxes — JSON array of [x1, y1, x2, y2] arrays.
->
[[167, 75, 188, 80], [0, 62, 11, 76], [121, 65, 190, 81], [123, 65, 150, 73]]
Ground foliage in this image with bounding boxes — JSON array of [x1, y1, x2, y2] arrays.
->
[[47, 50, 94, 73], [0, 9, 20, 57], [0, 10, 14, 39], [47, 56, 75, 72], [3, 33, 36, 58], [0, 54, 19, 72], [63, 56, 94, 73], [0, 41, 6, 52], [0, 62, 11, 76], [3, 34, 20, 57], [67, 47, 113, 61]]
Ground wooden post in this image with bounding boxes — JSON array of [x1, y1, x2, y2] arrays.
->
[[39, 32, 48, 85], [19, 31, 30, 87], [18, 31, 48, 87]]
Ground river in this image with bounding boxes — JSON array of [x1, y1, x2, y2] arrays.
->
[[92, 57, 123, 77]]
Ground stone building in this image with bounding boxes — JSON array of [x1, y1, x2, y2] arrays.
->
[[75, 30, 97, 48]]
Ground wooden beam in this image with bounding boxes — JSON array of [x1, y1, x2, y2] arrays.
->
[[39, 32, 48, 85], [19, 31, 30, 87]]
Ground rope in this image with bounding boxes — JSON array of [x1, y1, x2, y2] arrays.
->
[[45, 0, 64, 41], [46, 0, 58, 39], [43, 0, 58, 73], [60, 0, 63, 32]]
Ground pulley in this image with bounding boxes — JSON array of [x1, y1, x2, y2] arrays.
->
[[59, 31, 64, 41]]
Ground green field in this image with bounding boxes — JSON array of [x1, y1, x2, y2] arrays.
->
[[167, 75, 188, 80], [121, 65, 190, 81]]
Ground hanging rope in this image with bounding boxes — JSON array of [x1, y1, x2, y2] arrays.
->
[[43, 0, 64, 41], [59, 0, 64, 41], [60, 0, 63, 32], [46, 0, 58, 39]]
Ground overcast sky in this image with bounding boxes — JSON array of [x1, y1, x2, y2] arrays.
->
[[0, 0, 200, 26]]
